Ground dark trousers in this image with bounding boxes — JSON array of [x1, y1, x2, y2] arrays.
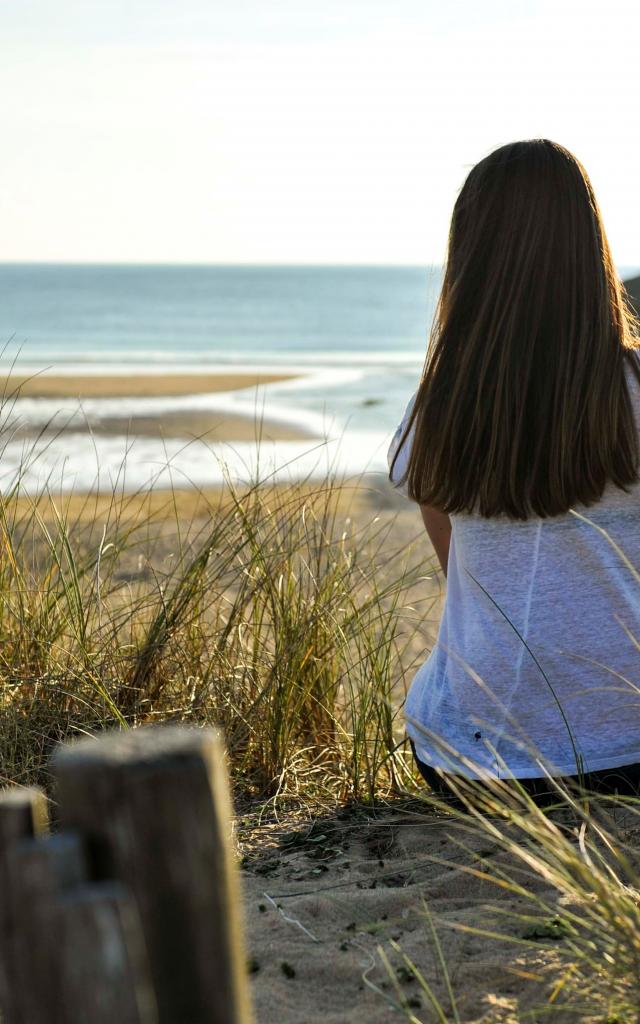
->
[[409, 737, 640, 805]]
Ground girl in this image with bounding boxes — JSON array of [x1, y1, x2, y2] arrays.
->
[[389, 139, 640, 801]]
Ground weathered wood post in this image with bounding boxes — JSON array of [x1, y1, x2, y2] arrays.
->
[[2, 825, 157, 1023], [56, 881, 159, 1023], [6, 832, 87, 1024], [51, 725, 253, 1024], [0, 787, 49, 1024]]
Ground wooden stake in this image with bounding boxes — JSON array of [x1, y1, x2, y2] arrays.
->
[[0, 788, 49, 1024], [57, 881, 159, 1023], [6, 832, 87, 1024], [52, 725, 253, 1024]]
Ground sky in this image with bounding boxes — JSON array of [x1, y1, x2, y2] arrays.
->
[[2, 0, 640, 265]]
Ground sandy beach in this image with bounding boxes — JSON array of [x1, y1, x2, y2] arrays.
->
[[5, 6, 638, 1012], [236, 799, 577, 1023], [3, 371, 298, 399]]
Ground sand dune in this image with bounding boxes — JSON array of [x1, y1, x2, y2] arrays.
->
[[237, 798, 578, 1023]]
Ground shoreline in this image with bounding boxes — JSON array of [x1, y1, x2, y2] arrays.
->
[[0, 368, 396, 494], [3, 370, 316, 444]]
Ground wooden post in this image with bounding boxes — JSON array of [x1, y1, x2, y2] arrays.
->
[[6, 832, 87, 1024], [52, 725, 253, 1024], [57, 881, 159, 1023], [0, 787, 49, 1024], [5, 832, 157, 1023]]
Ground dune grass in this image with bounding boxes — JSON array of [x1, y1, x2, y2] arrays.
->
[[0, 458, 436, 808]]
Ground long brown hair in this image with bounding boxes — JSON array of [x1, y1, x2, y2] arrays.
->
[[391, 139, 640, 519]]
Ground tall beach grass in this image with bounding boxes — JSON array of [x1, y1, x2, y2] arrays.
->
[[0, 430, 436, 808]]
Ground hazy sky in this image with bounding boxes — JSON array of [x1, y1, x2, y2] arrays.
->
[[2, 0, 640, 264]]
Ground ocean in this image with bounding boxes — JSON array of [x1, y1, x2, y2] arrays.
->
[[0, 263, 637, 493]]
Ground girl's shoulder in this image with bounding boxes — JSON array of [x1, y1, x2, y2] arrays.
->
[[388, 391, 418, 495]]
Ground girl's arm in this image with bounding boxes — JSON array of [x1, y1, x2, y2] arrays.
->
[[419, 504, 452, 577]]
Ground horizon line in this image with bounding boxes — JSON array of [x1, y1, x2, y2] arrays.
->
[[1, 259, 640, 276], [0, 259, 443, 269]]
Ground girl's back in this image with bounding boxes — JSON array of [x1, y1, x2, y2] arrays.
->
[[392, 354, 640, 777], [389, 139, 640, 781]]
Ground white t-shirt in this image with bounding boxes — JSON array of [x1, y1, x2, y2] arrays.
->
[[389, 355, 640, 779]]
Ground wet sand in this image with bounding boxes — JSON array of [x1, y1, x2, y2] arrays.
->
[[3, 371, 297, 399], [66, 408, 316, 442], [4, 371, 315, 442]]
